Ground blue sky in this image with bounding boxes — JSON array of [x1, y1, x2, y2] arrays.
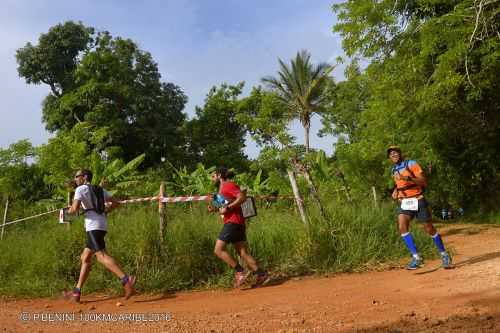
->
[[0, 0, 344, 158]]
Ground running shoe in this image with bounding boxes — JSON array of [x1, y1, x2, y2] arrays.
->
[[441, 252, 452, 269], [406, 257, 424, 270], [252, 272, 270, 288], [62, 289, 81, 303], [234, 271, 249, 288], [123, 276, 136, 299]]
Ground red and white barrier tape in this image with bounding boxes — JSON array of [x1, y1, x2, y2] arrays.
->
[[118, 194, 294, 204], [118, 196, 158, 204], [2, 194, 297, 228], [161, 195, 211, 203]]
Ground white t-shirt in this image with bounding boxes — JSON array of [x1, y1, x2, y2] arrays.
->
[[74, 184, 111, 231]]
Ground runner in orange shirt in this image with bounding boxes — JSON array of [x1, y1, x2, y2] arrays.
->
[[387, 146, 452, 270]]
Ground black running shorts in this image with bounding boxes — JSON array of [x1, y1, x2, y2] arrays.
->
[[399, 198, 432, 222], [86, 230, 107, 252], [218, 223, 246, 244]]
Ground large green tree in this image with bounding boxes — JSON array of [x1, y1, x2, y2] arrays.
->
[[262, 50, 334, 153], [16, 21, 188, 167], [183, 83, 249, 172]]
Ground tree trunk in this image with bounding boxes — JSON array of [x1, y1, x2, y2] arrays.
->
[[1, 197, 9, 240], [304, 122, 310, 154], [287, 169, 307, 226], [336, 169, 352, 202], [292, 159, 328, 222], [302, 167, 328, 221]]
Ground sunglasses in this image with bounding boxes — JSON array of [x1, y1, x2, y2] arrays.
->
[[74, 174, 84, 179]]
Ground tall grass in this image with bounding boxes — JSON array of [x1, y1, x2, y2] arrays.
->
[[0, 200, 437, 297]]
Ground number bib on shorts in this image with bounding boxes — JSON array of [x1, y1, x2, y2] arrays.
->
[[401, 198, 419, 211]]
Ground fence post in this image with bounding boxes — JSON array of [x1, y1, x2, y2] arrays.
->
[[287, 169, 308, 226], [66, 192, 72, 230], [1, 197, 9, 240], [159, 182, 167, 242], [372, 186, 378, 207]]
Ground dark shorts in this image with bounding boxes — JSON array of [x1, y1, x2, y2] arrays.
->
[[86, 230, 107, 252], [398, 198, 431, 222], [218, 223, 246, 244]]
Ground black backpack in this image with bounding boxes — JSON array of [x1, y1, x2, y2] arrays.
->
[[84, 185, 106, 215]]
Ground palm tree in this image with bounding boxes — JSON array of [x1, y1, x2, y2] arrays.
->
[[262, 50, 333, 153]]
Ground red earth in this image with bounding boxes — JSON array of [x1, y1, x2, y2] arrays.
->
[[1, 223, 499, 332]]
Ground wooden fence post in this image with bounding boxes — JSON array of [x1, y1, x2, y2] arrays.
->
[[66, 192, 72, 230], [372, 186, 378, 207], [159, 182, 167, 241], [1, 197, 9, 240], [287, 169, 308, 226]]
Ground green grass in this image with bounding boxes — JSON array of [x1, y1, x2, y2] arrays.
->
[[0, 200, 438, 297]]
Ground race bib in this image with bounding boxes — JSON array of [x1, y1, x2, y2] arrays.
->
[[401, 198, 419, 211]]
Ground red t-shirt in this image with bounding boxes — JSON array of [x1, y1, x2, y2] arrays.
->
[[220, 181, 245, 225]]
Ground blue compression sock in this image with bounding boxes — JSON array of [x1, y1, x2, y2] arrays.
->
[[431, 233, 446, 253], [401, 232, 418, 256], [120, 275, 129, 285]]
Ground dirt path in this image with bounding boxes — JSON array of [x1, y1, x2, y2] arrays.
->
[[1, 223, 499, 333]]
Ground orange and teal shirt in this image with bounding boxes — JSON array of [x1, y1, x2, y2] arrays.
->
[[391, 160, 426, 199]]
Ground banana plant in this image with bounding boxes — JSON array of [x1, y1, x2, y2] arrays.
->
[[235, 169, 271, 196], [90, 152, 146, 196], [167, 163, 215, 195]]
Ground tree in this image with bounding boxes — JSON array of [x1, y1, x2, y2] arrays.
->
[[320, 60, 367, 143], [237, 88, 323, 225], [0, 140, 49, 202], [183, 83, 250, 172], [262, 50, 334, 153], [16, 21, 188, 167]]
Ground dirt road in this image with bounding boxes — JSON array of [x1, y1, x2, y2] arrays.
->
[[1, 223, 499, 332]]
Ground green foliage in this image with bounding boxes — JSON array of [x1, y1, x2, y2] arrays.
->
[[183, 83, 250, 172], [320, 60, 367, 142], [331, 0, 500, 210], [16, 21, 188, 167], [0, 140, 49, 202], [167, 163, 216, 195], [262, 50, 334, 152], [236, 87, 292, 147], [0, 201, 437, 297], [37, 129, 90, 195]]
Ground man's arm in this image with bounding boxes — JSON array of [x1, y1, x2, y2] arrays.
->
[[105, 196, 120, 214], [396, 172, 427, 187], [68, 199, 81, 215], [219, 189, 247, 214]]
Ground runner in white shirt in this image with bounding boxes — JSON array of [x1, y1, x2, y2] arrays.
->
[[63, 169, 135, 303]]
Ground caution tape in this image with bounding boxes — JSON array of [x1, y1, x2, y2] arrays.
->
[[2, 194, 298, 228], [118, 196, 158, 204], [2, 208, 61, 227], [161, 195, 211, 203]]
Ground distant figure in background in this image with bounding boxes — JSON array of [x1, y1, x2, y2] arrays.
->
[[387, 146, 452, 270], [209, 166, 269, 288], [63, 169, 135, 303]]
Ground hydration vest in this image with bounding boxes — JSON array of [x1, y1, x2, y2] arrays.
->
[[392, 160, 425, 198], [84, 184, 106, 215]]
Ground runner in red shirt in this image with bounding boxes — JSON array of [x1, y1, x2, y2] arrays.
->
[[210, 167, 268, 288]]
